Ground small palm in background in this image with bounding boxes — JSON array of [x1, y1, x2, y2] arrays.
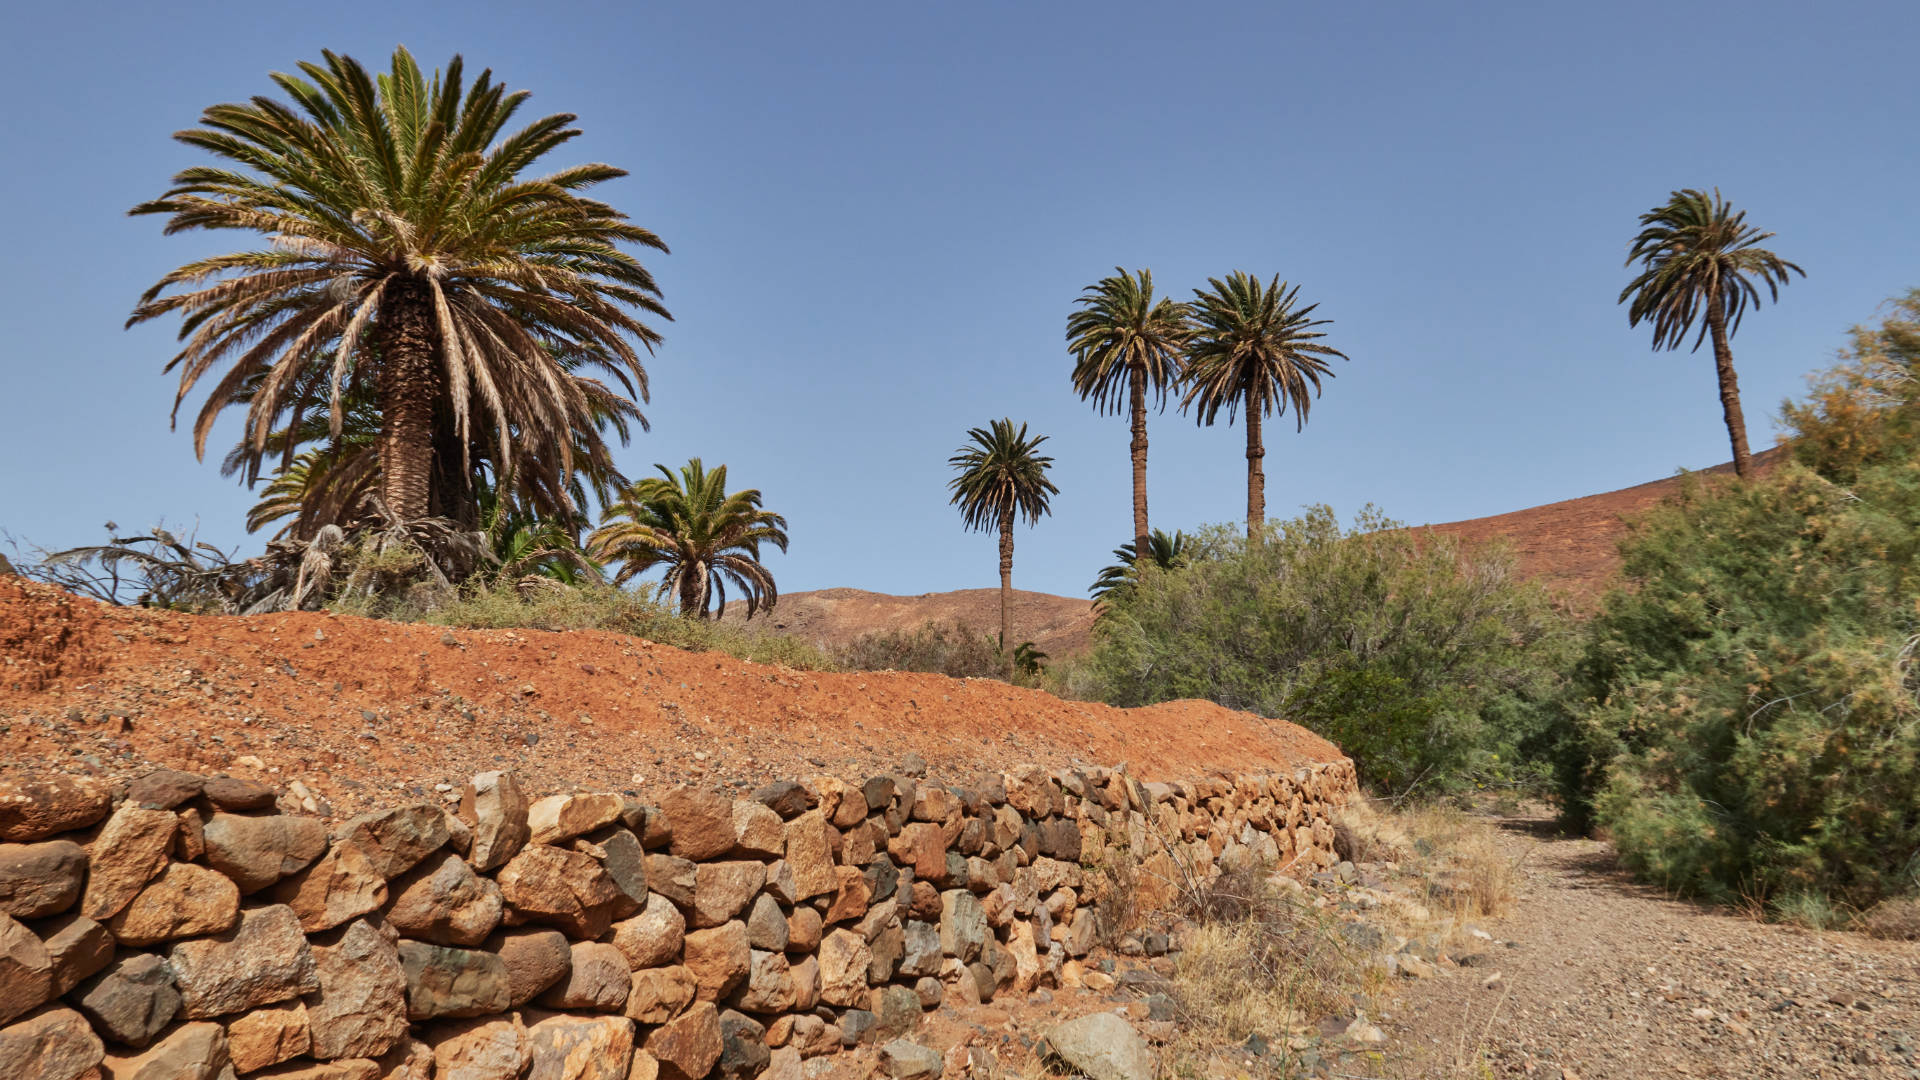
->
[[1089, 527, 1191, 606], [1620, 188, 1804, 478], [947, 419, 1058, 679], [588, 459, 789, 619]]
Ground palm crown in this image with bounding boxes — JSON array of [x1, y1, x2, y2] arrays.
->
[[1181, 272, 1347, 537], [587, 459, 789, 619], [1620, 187, 1803, 478], [1089, 528, 1190, 604], [947, 420, 1058, 534], [128, 47, 669, 523]]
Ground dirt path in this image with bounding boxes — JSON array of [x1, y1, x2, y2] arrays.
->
[[1377, 812, 1920, 1079]]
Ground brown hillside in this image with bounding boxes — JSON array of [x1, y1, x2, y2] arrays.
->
[[1421, 445, 1788, 603], [724, 586, 1097, 660], [0, 577, 1339, 818]]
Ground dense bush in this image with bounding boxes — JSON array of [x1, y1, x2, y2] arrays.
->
[[1552, 291, 1920, 907], [1068, 509, 1570, 794]]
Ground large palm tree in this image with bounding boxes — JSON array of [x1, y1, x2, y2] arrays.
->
[[1066, 268, 1189, 568], [1181, 273, 1347, 540], [587, 459, 788, 619], [129, 47, 669, 523], [1620, 188, 1804, 479], [948, 419, 1057, 678]]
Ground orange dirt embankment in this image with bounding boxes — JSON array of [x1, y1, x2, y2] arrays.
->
[[0, 578, 1342, 817]]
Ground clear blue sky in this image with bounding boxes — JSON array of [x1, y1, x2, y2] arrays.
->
[[2, 1, 1914, 599]]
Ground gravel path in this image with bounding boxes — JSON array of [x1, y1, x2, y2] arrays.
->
[[1377, 812, 1920, 1079]]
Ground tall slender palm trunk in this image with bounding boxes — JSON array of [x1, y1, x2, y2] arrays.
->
[[1705, 302, 1753, 479], [679, 563, 710, 619], [375, 278, 440, 520], [998, 506, 1015, 681], [1244, 395, 1266, 543], [1128, 364, 1151, 568]]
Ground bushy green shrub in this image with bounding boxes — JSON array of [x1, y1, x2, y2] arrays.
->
[[1070, 509, 1570, 794]]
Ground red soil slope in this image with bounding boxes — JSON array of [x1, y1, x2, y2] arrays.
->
[[0, 578, 1341, 817]]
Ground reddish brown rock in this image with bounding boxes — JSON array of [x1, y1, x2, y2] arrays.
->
[[536, 941, 630, 1011], [306, 918, 409, 1061], [1, 912, 55, 1025], [887, 824, 947, 884], [785, 907, 821, 954], [40, 913, 113, 996], [0, 840, 85, 919], [385, 850, 503, 946], [253, 1060, 381, 1080], [658, 788, 734, 862], [202, 813, 329, 894], [334, 805, 449, 880], [525, 1013, 635, 1080], [488, 927, 572, 1008], [780, 812, 836, 902], [610, 893, 685, 970], [458, 771, 531, 874], [99, 1019, 229, 1080], [733, 949, 795, 1013], [396, 941, 511, 1020], [0, 1004, 104, 1080], [624, 965, 697, 1025], [268, 840, 388, 933], [644, 1001, 722, 1080], [788, 956, 820, 1012], [729, 802, 784, 860], [816, 928, 871, 1008], [0, 775, 110, 842], [167, 904, 318, 1019], [427, 1014, 529, 1080], [80, 806, 176, 920], [107, 863, 240, 946], [125, 769, 204, 811], [644, 855, 697, 910], [226, 999, 311, 1072], [199, 776, 276, 812], [691, 862, 765, 930], [497, 844, 623, 940], [527, 793, 623, 847], [682, 921, 750, 1002], [822, 867, 871, 925]]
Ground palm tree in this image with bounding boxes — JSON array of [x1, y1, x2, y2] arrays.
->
[[948, 419, 1058, 678], [129, 47, 669, 523], [1181, 273, 1347, 540], [1620, 188, 1804, 479], [587, 459, 788, 618], [1089, 527, 1190, 605], [1066, 268, 1189, 568]]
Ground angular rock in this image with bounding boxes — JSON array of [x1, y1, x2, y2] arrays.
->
[[590, 827, 647, 918], [691, 862, 765, 929], [251, 1060, 381, 1079], [168, 904, 317, 1018], [868, 922, 903, 983], [535, 941, 630, 1011], [385, 850, 503, 946], [862, 857, 900, 906], [107, 863, 240, 946], [488, 928, 572, 1008], [730, 802, 784, 860], [199, 776, 276, 812], [73, 953, 179, 1047], [373, 1036, 434, 1080], [887, 824, 947, 884], [269, 840, 388, 933], [788, 1015, 837, 1059], [938, 890, 986, 963], [624, 965, 696, 1025], [125, 769, 205, 811], [644, 854, 698, 910], [39, 913, 112, 996], [335, 805, 449, 880], [816, 928, 870, 1008], [788, 954, 819, 1012], [745, 893, 788, 952], [0, 1004, 104, 1080], [780, 811, 837, 902], [98, 1019, 228, 1080], [732, 949, 793, 1013], [0, 840, 85, 919], [0, 775, 110, 842], [610, 893, 685, 970], [715, 1009, 769, 1080], [870, 984, 921, 1040], [203, 813, 330, 894], [765, 1046, 802, 1080], [0, 912, 53, 1025], [497, 844, 623, 939], [898, 921, 941, 979], [307, 919, 409, 1060], [784, 906, 821, 954], [629, 1051, 660, 1080], [1062, 908, 1096, 958], [458, 772, 531, 874], [658, 788, 735, 862], [527, 793, 623, 847], [822, 866, 870, 925], [751, 781, 811, 820], [526, 1013, 635, 1080], [838, 1008, 877, 1047], [879, 1039, 941, 1080], [1042, 1012, 1154, 1080], [645, 1001, 722, 1080], [226, 999, 311, 1072], [81, 806, 178, 921], [682, 921, 750, 1002], [396, 941, 511, 1020], [428, 1014, 529, 1080]]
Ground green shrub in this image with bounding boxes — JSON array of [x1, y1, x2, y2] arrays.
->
[[1070, 508, 1571, 795]]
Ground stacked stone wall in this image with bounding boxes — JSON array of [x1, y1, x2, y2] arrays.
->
[[0, 756, 1356, 1080]]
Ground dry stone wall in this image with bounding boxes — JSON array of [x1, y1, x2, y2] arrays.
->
[[0, 756, 1356, 1080]]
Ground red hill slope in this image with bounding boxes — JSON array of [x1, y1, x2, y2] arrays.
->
[[724, 587, 1098, 660]]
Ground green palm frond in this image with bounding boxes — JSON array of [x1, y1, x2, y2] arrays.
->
[[1620, 187, 1803, 352], [586, 458, 789, 618], [1066, 267, 1189, 414], [947, 419, 1058, 533], [1090, 528, 1190, 602], [1180, 273, 1347, 431]]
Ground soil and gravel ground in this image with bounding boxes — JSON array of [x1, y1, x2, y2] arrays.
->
[[0, 578, 1341, 817], [1376, 809, 1920, 1080]]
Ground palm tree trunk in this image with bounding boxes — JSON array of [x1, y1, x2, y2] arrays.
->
[[1705, 303, 1753, 479], [679, 564, 709, 618], [376, 278, 440, 520], [998, 506, 1015, 682], [1129, 363, 1151, 567], [1245, 395, 1266, 543]]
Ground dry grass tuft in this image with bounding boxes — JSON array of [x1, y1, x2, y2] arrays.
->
[[1336, 799, 1519, 922], [1857, 896, 1920, 940]]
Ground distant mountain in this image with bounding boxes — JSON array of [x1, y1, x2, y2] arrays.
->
[[723, 586, 1097, 660]]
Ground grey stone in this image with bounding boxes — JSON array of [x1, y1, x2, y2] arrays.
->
[[535, 941, 630, 1011], [716, 1009, 769, 1080], [913, 976, 942, 1009], [752, 781, 811, 820], [879, 1038, 942, 1080], [124, 769, 204, 811], [396, 940, 511, 1020], [1043, 1012, 1155, 1080], [870, 984, 920, 1040], [746, 893, 789, 952], [938, 890, 987, 963], [74, 953, 180, 1047], [898, 920, 942, 978]]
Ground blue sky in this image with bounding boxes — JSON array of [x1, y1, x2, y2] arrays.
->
[[2, 1, 1914, 599]]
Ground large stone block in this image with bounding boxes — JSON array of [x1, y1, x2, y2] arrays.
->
[[527, 793, 623, 847], [202, 813, 329, 893], [644, 1001, 722, 1080], [396, 941, 511, 1020], [98, 1019, 229, 1080], [0, 912, 53, 1025], [938, 890, 987, 963], [335, 805, 450, 880], [0, 840, 85, 919], [816, 928, 870, 1008], [167, 904, 318, 1019], [226, 999, 311, 1072], [498, 844, 623, 940], [428, 1014, 530, 1080], [488, 927, 572, 1008], [107, 863, 239, 946], [0, 775, 110, 842], [386, 850, 503, 946], [682, 921, 750, 1002], [729, 801, 785, 860], [780, 811, 837, 902], [535, 941, 630, 1011], [458, 771, 531, 873], [268, 840, 388, 933], [73, 953, 180, 1047], [691, 862, 765, 929], [0, 1004, 104, 1080], [79, 806, 175, 920], [526, 1013, 635, 1080], [39, 913, 112, 996], [624, 965, 696, 1025], [306, 918, 409, 1060], [658, 788, 735, 862]]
